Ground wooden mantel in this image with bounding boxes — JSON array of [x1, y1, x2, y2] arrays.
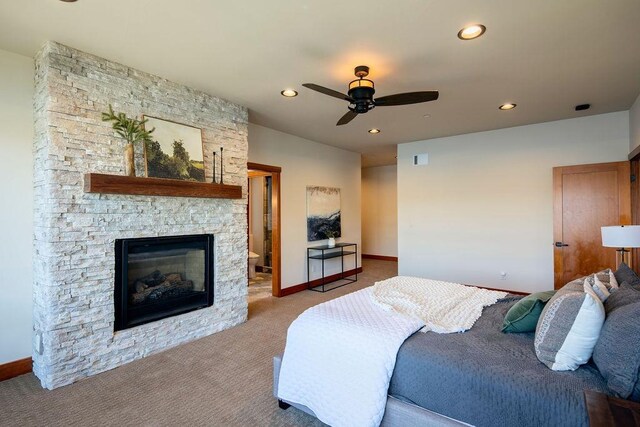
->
[[84, 173, 242, 199]]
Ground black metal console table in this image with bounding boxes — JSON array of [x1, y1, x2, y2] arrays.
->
[[306, 242, 358, 292]]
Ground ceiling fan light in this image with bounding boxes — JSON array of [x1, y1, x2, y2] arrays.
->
[[349, 78, 375, 91], [458, 24, 486, 40]]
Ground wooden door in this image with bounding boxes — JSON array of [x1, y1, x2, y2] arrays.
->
[[553, 162, 631, 289]]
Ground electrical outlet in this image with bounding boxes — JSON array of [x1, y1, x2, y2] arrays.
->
[[500, 272, 507, 280]]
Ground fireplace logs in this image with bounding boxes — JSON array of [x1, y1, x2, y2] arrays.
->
[[130, 270, 195, 305]]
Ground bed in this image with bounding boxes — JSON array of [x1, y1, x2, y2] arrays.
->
[[273, 290, 614, 426], [388, 296, 609, 426]]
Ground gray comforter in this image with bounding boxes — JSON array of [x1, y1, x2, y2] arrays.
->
[[388, 297, 609, 427]]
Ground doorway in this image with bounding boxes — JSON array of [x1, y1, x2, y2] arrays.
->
[[247, 162, 282, 297], [553, 161, 631, 288]]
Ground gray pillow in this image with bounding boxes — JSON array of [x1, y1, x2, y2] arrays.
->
[[560, 276, 585, 292], [584, 274, 611, 302], [535, 279, 605, 371], [593, 268, 618, 289], [593, 301, 640, 400], [614, 262, 640, 289], [604, 282, 640, 315]]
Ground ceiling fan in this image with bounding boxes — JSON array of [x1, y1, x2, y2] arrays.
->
[[303, 65, 439, 126]]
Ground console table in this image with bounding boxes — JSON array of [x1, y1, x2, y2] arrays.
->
[[307, 243, 358, 292]]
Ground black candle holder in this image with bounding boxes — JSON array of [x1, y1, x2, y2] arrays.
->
[[220, 146, 224, 185], [212, 152, 217, 184]]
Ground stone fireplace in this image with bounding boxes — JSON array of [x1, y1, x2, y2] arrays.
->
[[33, 42, 248, 389]]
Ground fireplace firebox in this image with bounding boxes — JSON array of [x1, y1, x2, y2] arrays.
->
[[114, 234, 214, 331]]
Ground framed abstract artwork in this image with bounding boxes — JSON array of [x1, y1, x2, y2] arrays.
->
[[306, 186, 341, 241]]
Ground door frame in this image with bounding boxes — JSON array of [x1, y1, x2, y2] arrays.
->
[[628, 146, 640, 270], [553, 161, 631, 288], [247, 162, 282, 297]]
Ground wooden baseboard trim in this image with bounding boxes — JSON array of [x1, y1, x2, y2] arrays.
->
[[471, 284, 529, 296], [279, 283, 308, 297], [362, 254, 398, 262], [277, 265, 527, 297], [280, 267, 364, 297], [0, 357, 32, 382]]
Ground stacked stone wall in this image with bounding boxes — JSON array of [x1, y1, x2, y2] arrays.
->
[[33, 42, 248, 389]]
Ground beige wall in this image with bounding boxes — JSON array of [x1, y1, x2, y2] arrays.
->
[[362, 165, 398, 257], [398, 112, 629, 293], [0, 49, 34, 364], [248, 123, 361, 289], [630, 93, 640, 153]]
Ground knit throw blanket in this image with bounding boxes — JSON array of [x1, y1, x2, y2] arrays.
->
[[372, 276, 508, 333]]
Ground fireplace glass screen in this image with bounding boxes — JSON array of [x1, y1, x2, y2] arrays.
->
[[114, 234, 214, 331]]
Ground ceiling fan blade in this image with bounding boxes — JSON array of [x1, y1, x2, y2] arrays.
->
[[374, 91, 439, 106], [303, 83, 354, 102], [336, 110, 358, 126]]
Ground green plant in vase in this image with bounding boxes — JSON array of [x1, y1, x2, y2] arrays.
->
[[102, 104, 155, 177], [325, 230, 338, 248]]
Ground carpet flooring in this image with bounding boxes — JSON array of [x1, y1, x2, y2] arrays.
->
[[0, 259, 397, 427]]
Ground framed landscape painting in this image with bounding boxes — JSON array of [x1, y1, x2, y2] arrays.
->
[[143, 116, 205, 182], [307, 186, 341, 241]]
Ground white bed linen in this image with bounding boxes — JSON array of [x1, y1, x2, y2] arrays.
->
[[277, 287, 423, 427], [372, 276, 508, 333]]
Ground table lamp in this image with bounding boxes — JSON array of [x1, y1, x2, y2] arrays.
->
[[601, 225, 640, 267]]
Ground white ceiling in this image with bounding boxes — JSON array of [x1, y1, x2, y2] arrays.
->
[[1, 0, 639, 167]]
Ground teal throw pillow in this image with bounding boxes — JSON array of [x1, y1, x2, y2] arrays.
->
[[502, 290, 556, 333]]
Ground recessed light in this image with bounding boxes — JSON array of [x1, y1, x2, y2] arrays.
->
[[499, 103, 517, 110], [368, 128, 381, 134], [59, 0, 78, 2], [457, 24, 486, 40], [280, 89, 298, 97], [423, 114, 431, 118], [575, 103, 590, 111]]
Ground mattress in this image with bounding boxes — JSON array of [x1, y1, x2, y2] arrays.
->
[[388, 296, 609, 427]]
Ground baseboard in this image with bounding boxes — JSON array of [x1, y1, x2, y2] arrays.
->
[[362, 254, 398, 262], [279, 283, 308, 297], [280, 267, 364, 297], [0, 357, 32, 382], [277, 266, 527, 297], [472, 284, 529, 296]]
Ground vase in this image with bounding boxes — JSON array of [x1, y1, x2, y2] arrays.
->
[[124, 143, 135, 177], [327, 237, 336, 248]]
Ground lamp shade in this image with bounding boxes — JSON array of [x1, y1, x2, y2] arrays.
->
[[601, 225, 640, 248]]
